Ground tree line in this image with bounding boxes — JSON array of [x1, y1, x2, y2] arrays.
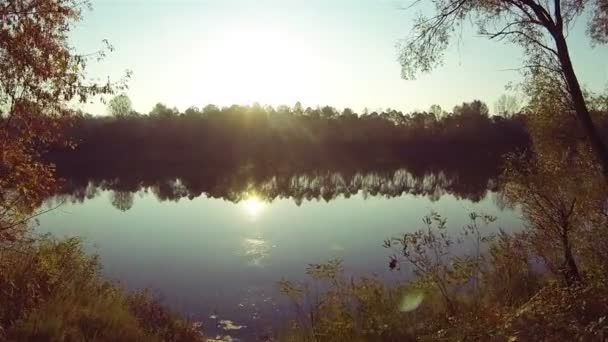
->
[[49, 98, 530, 172]]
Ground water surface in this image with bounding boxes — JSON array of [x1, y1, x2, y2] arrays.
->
[[38, 168, 520, 338]]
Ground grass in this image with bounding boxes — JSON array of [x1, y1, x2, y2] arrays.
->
[[0, 236, 205, 342]]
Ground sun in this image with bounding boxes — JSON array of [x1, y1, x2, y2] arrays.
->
[[196, 27, 323, 106]]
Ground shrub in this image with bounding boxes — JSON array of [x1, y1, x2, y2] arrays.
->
[[0, 236, 204, 342]]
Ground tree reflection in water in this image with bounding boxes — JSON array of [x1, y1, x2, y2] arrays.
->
[[48, 160, 499, 209]]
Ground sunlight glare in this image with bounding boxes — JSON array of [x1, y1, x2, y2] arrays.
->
[[197, 27, 323, 106], [241, 195, 266, 220], [242, 237, 270, 267]]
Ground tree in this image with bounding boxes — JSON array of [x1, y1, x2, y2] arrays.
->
[[108, 94, 133, 117], [342, 107, 355, 117], [321, 105, 337, 118], [149, 103, 178, 118], [184, 106, 201, 118], [429, 104, 447, 120], [202, 104, 220, 117], [500, 149, 607, 285], [111, 191, 134, 211], [293, 101, 304, 116], [0, 0, 123, 239], [398, 0, 608, 175], [494, 94, 521, 117], [453, 100, 489, 118]]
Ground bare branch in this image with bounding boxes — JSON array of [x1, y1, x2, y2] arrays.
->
[[482, 25, 558, 56], [0, 200, 66, 232]]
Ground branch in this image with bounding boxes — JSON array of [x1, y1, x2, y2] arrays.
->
[[483, 26, 558, 56], [412, 0, 468, 43], [554, 0, 563, 31], [520, 0, 557, 29], [499, 63, 562, 74], [564, 197, 576, 221], [0, 0, 88, 18], [397, 0, 424, 11], [0, 200, 66, 232], [485, 19, 536, 38], [505, 0, 543, 25]]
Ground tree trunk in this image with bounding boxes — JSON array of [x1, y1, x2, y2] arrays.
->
[[561, 228, 581, 285], [554, 32, 608, 177]]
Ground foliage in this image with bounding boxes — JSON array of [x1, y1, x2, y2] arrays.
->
[[279, 207, 608, 341], [48, 98, 529, 189], [499, 282, 608, 341], [62, 100, 527, 160], [501, 92, 608, 284], [397, 0, 607, 81], [0, 236, 204, 341], [280, 98, 608, 339], [588, 0, 608, 45], [0, 0, 128, 240], [494, 94, 521, 117], [275, 91, 608, 341], [278, 260, 418, 342], [0, 2, 206, 341], [384, 212, 496, 315], [397, 0, 608, 175], [108, 94, 134, 117], [501, 152, 603, 284]]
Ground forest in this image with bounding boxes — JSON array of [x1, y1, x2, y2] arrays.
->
[[52, 99, 530, 168]]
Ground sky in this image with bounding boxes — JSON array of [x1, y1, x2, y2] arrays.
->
[[72, 0, 608, 115]]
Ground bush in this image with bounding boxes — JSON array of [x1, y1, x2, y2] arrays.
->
[[279, 212, 608, 341], [0, 236, 204, 342]]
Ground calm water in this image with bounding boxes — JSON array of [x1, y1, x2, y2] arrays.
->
[[37, 168, 520, 339]]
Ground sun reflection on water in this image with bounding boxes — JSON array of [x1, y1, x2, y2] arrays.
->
[[242, 238, 270, 267], [241, 194, 266, 220]]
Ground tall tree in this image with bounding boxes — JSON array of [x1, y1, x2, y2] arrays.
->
[[0, 0, 124, 238], [398, 0, 608, 175]]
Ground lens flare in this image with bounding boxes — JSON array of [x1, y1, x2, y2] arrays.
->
[[399, 291, 424, 312]]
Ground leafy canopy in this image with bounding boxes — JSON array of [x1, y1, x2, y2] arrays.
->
[[0, 0, 128, 238]]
